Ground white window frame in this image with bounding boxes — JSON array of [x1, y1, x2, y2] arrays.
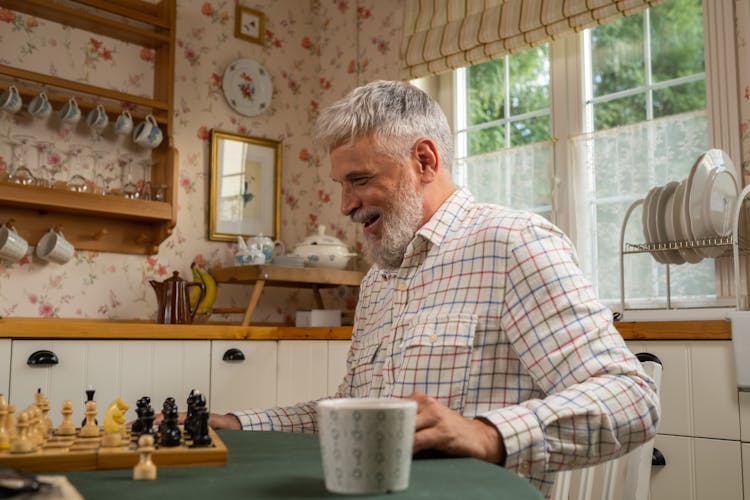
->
[[418, 1, 740, 319]]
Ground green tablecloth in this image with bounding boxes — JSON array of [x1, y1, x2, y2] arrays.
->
[[65, 430, 543, 499]]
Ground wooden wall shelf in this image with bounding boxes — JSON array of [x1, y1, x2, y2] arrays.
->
[[212, 265, 365, 327], [0, 0, 177, 255]]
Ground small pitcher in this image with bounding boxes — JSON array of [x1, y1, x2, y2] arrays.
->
[[149, 271, 205, 324]]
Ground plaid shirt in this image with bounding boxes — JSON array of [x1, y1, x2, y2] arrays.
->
[[232, 188, 660, 498]]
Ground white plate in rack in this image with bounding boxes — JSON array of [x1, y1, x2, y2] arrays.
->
[[642, 185, 666, 263], [676, 174, 704, 264], [685, 149, 738, 258], [655, 181, 683, 264]]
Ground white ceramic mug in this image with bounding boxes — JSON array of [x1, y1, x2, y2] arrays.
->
[[58, 97, 81, 124], [86, 104, 109, 131], [0, 85, 22, 114], [114, 109, 133, 136], [28, 91, 52, 118], [317, 398, 417, 495], [0, 222, 29, 262], [36, 228, 74, 264], [132, 114, 163, 149]]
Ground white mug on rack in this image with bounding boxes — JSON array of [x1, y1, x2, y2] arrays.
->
[[0, 222, 29, 262], [86, 104, 109, 132], [58, 97, 81, 124], [36, 227, 74, 265], [0, 85, 22, 114], [132, 114, 163, 149], [28, 91, 52, 118], [114, 110, 133, 136]]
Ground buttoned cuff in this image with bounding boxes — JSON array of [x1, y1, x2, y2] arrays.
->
[[229, 409, 273, 430], [479, 405, 546, 478]]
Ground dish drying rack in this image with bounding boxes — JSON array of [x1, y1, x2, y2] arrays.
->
[[619, 184, 750, 312]]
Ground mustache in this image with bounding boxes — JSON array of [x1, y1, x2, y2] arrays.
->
[[351, 207, 382, 224]]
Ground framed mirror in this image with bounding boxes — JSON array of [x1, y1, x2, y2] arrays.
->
[[209, 129, 281, 241]]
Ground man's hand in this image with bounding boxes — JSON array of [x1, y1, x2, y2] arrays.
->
[[408, 392, 506, 465]]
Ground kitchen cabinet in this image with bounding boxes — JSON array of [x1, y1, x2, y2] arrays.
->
[[651, 434, 742, 500], [9, 339, 210, 425], [327, 340, 350, 395], [626, 340, 745, 499], [209, 340, 277, 414], [0, 0, 176, 255], [276, 340, 329, 406], [0, 339, 10, 398]]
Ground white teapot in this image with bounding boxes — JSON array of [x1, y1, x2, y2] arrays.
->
[[246, 234, 285, 263], [291, 225, 357, 270]]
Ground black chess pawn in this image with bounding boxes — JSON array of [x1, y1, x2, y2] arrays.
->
[[131, 396, 152, 435], [160, 405, 181, 447]]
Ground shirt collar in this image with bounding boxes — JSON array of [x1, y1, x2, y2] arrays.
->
[[415, 187, 474, 248]]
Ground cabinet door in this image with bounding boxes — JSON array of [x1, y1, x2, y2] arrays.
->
[[210, 340, 277, 414], [651, 434, 742, 500], [277, 340, 328, 406], [9, 340, 210, 426], [0, 339, 10, 399], [327, 340, 351, 396]]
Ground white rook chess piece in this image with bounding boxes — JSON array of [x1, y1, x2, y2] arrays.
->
[[133, 434, 157, 480]]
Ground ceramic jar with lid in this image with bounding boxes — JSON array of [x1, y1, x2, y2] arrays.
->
[[291, 225, 357, 270]]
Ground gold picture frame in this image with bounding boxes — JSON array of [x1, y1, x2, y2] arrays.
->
[[209, 129, 281, 241], [235, 5, 265, 45]]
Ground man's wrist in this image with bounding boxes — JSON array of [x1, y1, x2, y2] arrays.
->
[[474, 417, 506, 465]]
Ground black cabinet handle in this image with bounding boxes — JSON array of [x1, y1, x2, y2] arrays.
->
[[652, 447, 666, 466], [636, 352, 663, 366], [222, 348, 246, 361], [27, 350, 59, 366]]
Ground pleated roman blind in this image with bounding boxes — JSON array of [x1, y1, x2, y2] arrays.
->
[[401, 0, 665, 79]]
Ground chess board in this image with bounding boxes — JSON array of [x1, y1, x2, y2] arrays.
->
[[0, 427, 227, 472]]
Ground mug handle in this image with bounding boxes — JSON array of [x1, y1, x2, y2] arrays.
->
[[147, 114, 157, 125]]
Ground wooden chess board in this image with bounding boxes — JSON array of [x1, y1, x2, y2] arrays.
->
[[0, 427, 227, 472]]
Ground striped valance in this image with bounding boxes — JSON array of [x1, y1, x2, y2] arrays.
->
[[401, 0, 665, 79]]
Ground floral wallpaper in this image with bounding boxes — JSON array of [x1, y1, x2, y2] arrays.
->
[[0, 0, 403, 322], [2, 0, 750, 322]]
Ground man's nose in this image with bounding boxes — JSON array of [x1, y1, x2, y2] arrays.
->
[[340, 185, 360, 216]]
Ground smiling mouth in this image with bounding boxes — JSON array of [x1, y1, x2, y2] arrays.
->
[[363, 213, 380, 229]]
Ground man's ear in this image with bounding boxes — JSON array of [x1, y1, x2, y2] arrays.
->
[[413, 138, 439, 183]]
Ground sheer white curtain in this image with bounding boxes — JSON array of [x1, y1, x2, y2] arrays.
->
[[455, 140, 554, 218], [568, 110, 711, 302]]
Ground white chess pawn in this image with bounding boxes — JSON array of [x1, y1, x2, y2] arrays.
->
[[9, 412, 35, 454], [56, 400, 76, 436], [7, 404, 16, 439], [0, 394, 9, 450], [79, 400, 100, 438], [133, 434, 157, 480]]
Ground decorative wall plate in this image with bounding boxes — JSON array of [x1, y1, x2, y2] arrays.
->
[[222, 59, 272, 116]]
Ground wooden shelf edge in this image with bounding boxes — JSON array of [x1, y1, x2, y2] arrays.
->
[[0, 318, 354, 341], [212, 265, 365, 287], [615, 319, 731, 340]]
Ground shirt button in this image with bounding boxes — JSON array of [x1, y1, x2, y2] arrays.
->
[[398, 282, 408, 291], [429, 334, 438, 343]]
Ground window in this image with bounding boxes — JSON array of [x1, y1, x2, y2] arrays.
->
[[418, 0, 728, 310]]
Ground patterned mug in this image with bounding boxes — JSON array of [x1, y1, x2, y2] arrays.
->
[[0, 85, 22, 114]]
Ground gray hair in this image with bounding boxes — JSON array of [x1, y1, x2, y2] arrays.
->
[[314, 80, 453, 172]]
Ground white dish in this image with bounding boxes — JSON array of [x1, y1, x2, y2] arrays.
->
[[642, 185, 666, 263], [655, 181, 683, 264], [685, 149, 738, 258], [222, 59, 272, 117], [677, 175, 704, 264]]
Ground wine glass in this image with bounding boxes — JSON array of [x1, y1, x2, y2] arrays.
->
[[137, 157, 158, 200], [8, 134, 36, 185], [35, 141, 57, 188], [90, 149, 109, 195], [66, 144, 92, 192], [118, 154, 138, 199]]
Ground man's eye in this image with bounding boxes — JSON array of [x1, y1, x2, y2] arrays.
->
[[351, 177, 370, 186]]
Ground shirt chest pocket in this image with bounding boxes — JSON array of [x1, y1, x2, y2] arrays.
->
[[350, 343, 381, 394], [394, 313, 477, 411]]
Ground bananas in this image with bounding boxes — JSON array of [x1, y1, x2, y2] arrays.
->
[[190, 262, 217, 315]]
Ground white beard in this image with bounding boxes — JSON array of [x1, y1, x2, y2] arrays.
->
[[364, 178, 423, 270]]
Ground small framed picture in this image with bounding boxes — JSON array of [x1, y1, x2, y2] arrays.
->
[[235, 5, 265, 45]]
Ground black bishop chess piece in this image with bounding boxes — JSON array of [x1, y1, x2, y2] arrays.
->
[[190, 402, 212, 447], [185, 389, 206, 440]]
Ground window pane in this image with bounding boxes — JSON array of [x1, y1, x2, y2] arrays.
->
[[467, 59, 505, 126], [510, 115, 550, 146], [650, 0, 704, 82], [509, 46, 549, 115], [461, 142, 552, 215], [594, 94, 646, 130], [590, 12, 644, 97], [467, 124, 504, 155], [654, 80, 706, 118]]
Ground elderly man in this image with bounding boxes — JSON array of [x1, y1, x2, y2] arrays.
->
[[211, 80, 660, 497]]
